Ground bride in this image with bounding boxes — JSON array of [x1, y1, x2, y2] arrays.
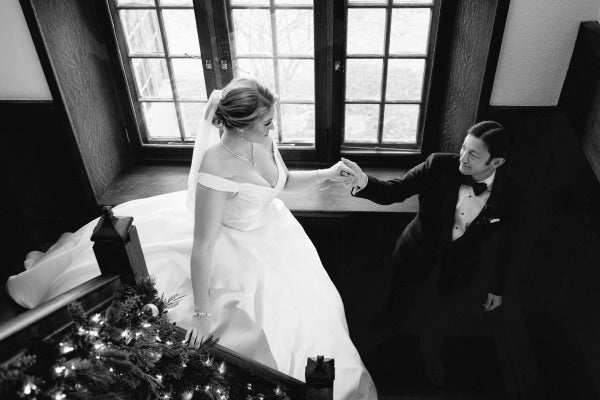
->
[[7, 78, 377, 400]]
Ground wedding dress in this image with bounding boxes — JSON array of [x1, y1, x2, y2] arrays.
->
[[7, 93, 377, 400]]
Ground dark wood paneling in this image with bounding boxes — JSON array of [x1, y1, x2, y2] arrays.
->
[[0, 156, 28, 279], [0, 102, 92, 221], [428, 0, 510, 154], [487, 107, 600, 398], [0, 101, 95, 254], [21, 0, 132, 200], [559, 21, 600, 183]]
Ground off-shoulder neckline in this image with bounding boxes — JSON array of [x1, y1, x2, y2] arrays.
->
[[199, 139, 281, 189]]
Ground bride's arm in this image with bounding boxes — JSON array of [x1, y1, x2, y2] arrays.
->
[[188, 183, 228, 344], [276, 150, 356, 192]]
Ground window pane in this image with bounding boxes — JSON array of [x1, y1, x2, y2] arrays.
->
[[347, 8, 386, 55], [345, 59, 383, 101], [344, 104, 379, 143], [281, 104, 315, 144], [118, 0, 154, 6], [393, 0, 432, 4], [171, 59, 207, 100], [119, 10, 164, 55], [142, 102, 180, 138], [389, 8, 431, 55], [230, 0, 269, 5], [278, 59, 314, 101], [276, 10, 313, 56], [181, 102, 207, 139], [348, 0, 387, 4], [386, 59, 425, 101], [382, 104, 419, 143], [234, 58, 276, 91], [275, 0, 313, 4], [160, 0, 193, 5], [162, 10, 201, 56], [231, 9, 273, 56], [131, 59, 173, 99]]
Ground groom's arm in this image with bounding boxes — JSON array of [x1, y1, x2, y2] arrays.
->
[[346, 153, 445, 205]]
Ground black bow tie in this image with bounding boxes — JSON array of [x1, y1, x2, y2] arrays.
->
[[461, 175, 488, 196]]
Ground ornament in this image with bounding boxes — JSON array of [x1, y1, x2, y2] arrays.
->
[[142, 303, 159, 318], [147, 350, 162, 362], [22, 381, 37, 395]]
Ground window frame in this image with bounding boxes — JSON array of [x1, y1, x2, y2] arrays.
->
[[107, 0, 218, 159], [104, 0, 446, 166], [339, 1, 440, 152]]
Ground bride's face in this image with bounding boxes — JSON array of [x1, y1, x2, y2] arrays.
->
[[241, 105, 275, 143]]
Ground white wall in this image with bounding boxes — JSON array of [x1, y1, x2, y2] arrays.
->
[[0, 0, 52, 100], [1, 0, 600, 105], [490, 0, 600, 106]]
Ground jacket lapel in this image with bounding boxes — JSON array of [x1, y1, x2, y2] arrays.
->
[[465, 170, 506, 230], [440, 165, 465, 245]]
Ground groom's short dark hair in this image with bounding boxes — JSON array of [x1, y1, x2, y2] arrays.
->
[[467, 120, 510, 160]]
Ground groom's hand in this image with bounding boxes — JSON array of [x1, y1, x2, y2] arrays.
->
[[341, 158, 368, 190]]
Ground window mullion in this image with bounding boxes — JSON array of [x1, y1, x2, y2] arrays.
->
[[378, 1, 393, 145], [330, 0, 346, 160], [154, 2, 186, 141], [313, 0, 333, 162], [269, 0, 283, 143], [211, 0, 234, 86], [192, 0, 219, 94]]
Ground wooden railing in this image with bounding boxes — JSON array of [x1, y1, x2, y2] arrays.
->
[[0, 207, 334, 399]]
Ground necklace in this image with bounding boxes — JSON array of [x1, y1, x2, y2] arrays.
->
[[220, 140, 256, 166]]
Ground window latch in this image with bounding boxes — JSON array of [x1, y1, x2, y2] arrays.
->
[[334, 60, 342, 72]]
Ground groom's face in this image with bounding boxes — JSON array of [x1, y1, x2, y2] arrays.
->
[[459, 134, 499, 180]]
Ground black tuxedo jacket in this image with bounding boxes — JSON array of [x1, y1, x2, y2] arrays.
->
[[353, 153, 511, 295]]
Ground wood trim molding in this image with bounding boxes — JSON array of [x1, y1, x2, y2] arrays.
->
[[425, 0, 512, 154], [476, 0, 511, 121], [0, 275, 122, 362], [559, 21, 600, 182], [20, 0, 132, 204], [18, 0, 97, 210]]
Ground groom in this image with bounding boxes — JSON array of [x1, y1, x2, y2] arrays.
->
[[343, 121, 512, 315]]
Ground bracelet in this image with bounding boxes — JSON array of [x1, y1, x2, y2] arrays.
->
[[192, 311, 211, 317], [316, 169, 324, 183]]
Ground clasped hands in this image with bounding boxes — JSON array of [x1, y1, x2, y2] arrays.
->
[[316, 158, 368, 187]]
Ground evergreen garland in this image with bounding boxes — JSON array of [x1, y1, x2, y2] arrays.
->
[[0, 278, 290, 400]]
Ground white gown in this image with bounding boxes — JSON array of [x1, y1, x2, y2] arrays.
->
[[7, 144, 377, 400]]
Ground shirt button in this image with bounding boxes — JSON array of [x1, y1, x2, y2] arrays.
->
[[461, 213, 464, 215], [468, 195, 472, 198], [454, 226, 458, 229]]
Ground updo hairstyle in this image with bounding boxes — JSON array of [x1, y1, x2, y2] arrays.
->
[[213, 78, 276, 129]]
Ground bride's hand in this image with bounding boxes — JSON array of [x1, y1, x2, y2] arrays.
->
[[186, 315, 211, 348], [319, 161, 356, 185]]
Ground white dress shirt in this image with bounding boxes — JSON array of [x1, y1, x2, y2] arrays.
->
[[452, 171, 496, 241]]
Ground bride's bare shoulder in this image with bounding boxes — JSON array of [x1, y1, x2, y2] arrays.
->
[[199, 143, 235, 178]]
